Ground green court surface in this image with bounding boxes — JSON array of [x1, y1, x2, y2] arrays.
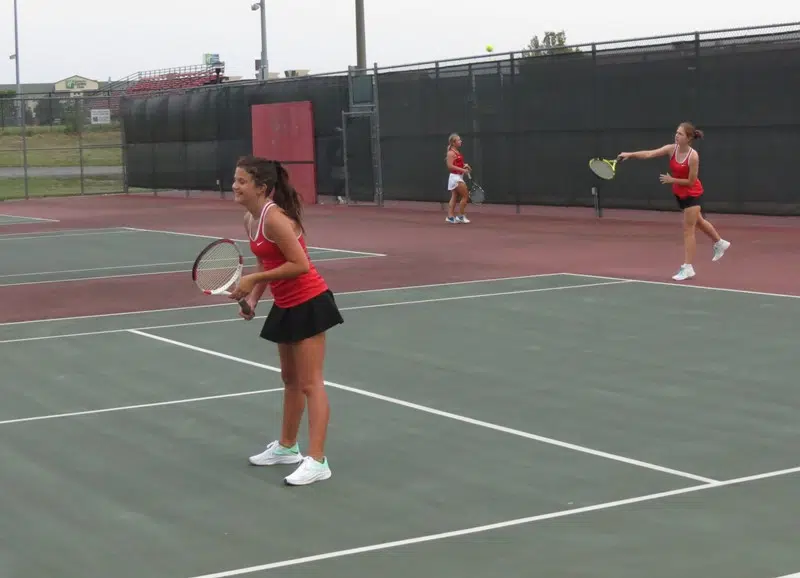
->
[[0, 227, 383, 286], [0, 274, 798, 578], [0, 214, 59, 226]]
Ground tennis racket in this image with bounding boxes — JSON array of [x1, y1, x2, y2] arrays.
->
[[588, 157, 621, 180], [191, 239, 253, 316], [466, 173, 486, 205]]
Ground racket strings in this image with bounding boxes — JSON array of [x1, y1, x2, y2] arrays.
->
[[194, 243, 242, 292], [468, 180, 485, 204], [589, 159, 615, 180]]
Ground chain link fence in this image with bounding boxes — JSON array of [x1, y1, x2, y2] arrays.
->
[[5, 22, 799, 215], [0, 93, 126, 200], [372, 22, 800, 214]]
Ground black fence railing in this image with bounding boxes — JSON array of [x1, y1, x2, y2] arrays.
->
[[116, 22, 800, 216]]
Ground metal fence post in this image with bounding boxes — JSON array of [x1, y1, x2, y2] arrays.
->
[[372, 61, 384, 207]]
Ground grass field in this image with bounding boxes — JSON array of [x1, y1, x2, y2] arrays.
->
[[0, 176, 125, 199], [0, 126, 122, 168]]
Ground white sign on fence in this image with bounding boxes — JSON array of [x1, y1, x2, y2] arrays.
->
[[90, 109, 111, 125]]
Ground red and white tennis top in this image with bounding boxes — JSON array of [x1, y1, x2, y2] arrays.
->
[[669, 146, 704, 199], [247, 201, 329, 308], [449, 147, 465, 175]]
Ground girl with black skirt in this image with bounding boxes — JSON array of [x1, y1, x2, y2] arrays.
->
[[229, 155, 343, 486]]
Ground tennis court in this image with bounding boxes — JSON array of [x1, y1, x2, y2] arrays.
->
[[2, 256, 798, 578]]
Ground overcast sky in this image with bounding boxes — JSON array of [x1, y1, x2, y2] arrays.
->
[[1, 0, 797, 84]]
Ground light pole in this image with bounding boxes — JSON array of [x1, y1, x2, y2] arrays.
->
[[355, 0, 366, 70], [251, 1, 268, 81], [12, 0, 29, 198], [250, 1, 364, 80]]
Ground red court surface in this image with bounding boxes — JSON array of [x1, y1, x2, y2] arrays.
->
[[0, 193, 797, 323]]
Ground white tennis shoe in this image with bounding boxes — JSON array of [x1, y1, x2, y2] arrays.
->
[[284, 456, 332, 486], [712, 239, 731, 261], [672, 264, 696, 281], [248, 440, 303, 466]]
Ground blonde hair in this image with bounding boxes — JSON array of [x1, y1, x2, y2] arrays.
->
[[448, 133, 460, 150]]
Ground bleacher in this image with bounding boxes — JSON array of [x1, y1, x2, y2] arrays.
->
[[74, 64, 223, 124], [125, 64, 221, 95]]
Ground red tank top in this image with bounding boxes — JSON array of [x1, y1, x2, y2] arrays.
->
[[247, 201, 329, 308], [669, 146, 704, 199], [449, 147, 465, 175]]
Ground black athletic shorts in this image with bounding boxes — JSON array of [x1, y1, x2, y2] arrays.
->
[[260, 289, 344, 344], [675, 195, 702, 211]]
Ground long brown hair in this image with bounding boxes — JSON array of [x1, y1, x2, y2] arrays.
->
[[236, 155, 304, 232]]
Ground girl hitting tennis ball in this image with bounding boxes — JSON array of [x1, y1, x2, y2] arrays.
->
[[618, 121, 731, 281]]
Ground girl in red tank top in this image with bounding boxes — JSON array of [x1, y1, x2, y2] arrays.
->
[[247, 200, 329, 309], [668, 145, 704, 199], [445, 133, 472, 224], [228, 155, 343, 487], [617, 122, 731, 282]]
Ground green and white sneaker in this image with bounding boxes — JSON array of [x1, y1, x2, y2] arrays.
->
[[712, 239, 731, 261], [284, 456, 332, 486], [248, 440, 303, 466], [672, 264, 696, 281]]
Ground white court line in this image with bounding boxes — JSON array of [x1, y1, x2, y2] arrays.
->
[[122, 226, 388, 257], [0, 227, 124, 238], [562, 272, 800, 300], [0, 388, 284, 426], [0, 229, 135, 241], [0, 254, 380, 288], [0, 214, 60, 223], [188, 464, 800, 578], [774, 574, 800, 577], [0, 280, 631, 344], [128, 327, 715, 484], [0, 250, 335, 279], [0, 257, 258, 279], [0, 272, 568, 327]]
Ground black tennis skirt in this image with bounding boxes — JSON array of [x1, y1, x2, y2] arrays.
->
[[260, 289, 344, 344]]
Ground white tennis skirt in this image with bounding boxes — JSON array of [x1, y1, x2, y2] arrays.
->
[[448, 173, 465, 191]]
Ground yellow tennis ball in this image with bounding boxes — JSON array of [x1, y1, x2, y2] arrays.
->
[[485, 45, 494, 52]]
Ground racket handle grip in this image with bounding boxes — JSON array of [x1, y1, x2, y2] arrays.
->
[[238, 299, 253, 316]]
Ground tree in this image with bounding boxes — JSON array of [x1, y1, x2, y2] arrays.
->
[[34, 98, 65, 126], [0, 90, 18, 128], [522, 31, 581, 57]]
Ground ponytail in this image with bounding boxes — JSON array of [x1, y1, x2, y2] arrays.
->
[[679, 121, 704, 142], [235, 155, 305, 232], [272, 162, 304, 233]]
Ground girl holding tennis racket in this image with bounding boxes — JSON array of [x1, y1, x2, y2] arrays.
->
[[618, 122, 731, 281], [229, 155, 343, 486], [445, 133, 472, 224]]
